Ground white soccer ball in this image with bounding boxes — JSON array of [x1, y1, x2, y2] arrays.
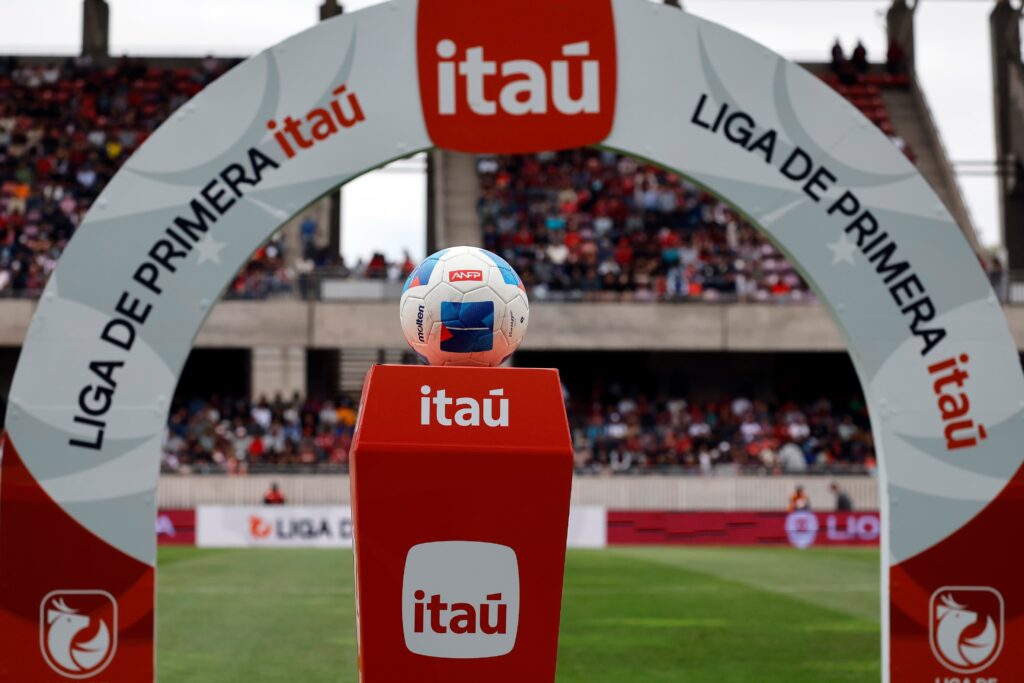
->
[[399, 246, 530, 367]]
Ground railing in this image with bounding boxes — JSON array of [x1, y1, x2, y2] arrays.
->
[[4, 269, 1014, 304], [254, 268, 1018, 305], [156, 472, 880, 510], [290, 272, 826, 305], [161, 461, 872, 477]]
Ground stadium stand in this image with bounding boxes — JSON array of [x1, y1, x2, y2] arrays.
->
[[0, 55, 424, 299], [477, 150, 812, 302], [163, 393, 358, 474], [472, 59, 971, 303], [567, 389, 874, 475], [161, 386, 874, 476], [0, 47, 987, 300], [0, 57, 236, 295], [1, 0, 1015, 475]]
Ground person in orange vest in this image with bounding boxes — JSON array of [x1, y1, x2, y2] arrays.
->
[[788, 484, 811, 511], [263, 482, 286, 506]]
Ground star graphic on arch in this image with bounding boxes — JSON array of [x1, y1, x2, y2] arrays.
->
[[827, 233, 857, 266], [195, 233, 226, 266]]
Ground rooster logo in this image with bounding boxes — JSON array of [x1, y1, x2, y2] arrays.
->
[[930, 587, 1003, 674], [40, 591, 117, 679], [250, 515, 273, 539]]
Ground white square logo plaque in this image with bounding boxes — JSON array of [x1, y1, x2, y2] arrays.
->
[[402, 541, 520, 659]]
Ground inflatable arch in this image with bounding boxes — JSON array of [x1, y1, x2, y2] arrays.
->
[[1, 0, 1021, 680]]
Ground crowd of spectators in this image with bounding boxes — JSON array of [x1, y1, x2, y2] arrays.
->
[[829, 36, 907, 86], [294, 242, 417, 283], [567, 385, 876, 475], [0, 56, 432, 300], [163, 386, 875, 476], [472, 40, 937, 303], [228, 233, 293, 299], [163, 393, 357, 474], [0, 56, 302, 297], [477, 150, 810, 303], [3, 48, 997, 305]]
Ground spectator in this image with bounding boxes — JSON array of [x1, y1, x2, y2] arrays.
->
[[788, 485, 811, 511], [830, 38, 845, 72], [852, 40, 868, 73], [365, 252, 388, 279], [300, 215, 318, 257], [831, 481, 853, 511], [263, 482, 286, 505]]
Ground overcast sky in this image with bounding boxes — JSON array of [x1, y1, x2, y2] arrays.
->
[[0, 0, 1007, 261]]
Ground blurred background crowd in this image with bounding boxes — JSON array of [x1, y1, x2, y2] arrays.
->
[[163, 384, 874, 476]]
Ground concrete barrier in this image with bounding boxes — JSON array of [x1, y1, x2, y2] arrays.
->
[[158, 474, 879, 511]]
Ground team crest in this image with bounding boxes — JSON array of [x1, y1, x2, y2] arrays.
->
[[929, 587, 1003, 674], [40, 591, 117, 679]]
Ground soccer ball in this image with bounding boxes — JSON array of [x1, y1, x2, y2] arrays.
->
[[399, 246, 529, 367]]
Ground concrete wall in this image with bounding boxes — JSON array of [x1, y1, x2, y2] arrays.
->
[[158, 474, 879, 510], [7, 299, 1024, 352], [195, 300, 310, 348], [0, 300, 36, 346]]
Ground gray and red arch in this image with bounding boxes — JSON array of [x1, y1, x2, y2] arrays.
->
[[1, 0, 1021, 680]]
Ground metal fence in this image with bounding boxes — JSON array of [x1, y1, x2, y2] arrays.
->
[[161, 461, 873, 477], [157, 473, 879, 510], [4, 269, 1016, 303]]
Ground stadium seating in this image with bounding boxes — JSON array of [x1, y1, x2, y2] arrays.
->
[[0, 57, 260, 295], [164, 389, 875, 475], [567, 390, 874, 475], [477, 150, 811, 302], [475, 70, 915, 302], [2, 55, 913, 299]]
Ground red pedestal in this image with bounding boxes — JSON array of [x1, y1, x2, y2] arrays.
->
[[350, 365, 573, 682]]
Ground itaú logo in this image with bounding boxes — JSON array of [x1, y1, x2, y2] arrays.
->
[[411, 591, 509, 636], [435, 39, 599, 117], [402, 542, 520, 658], [416, 0, 617, 153], [420, 385, 509, 427]]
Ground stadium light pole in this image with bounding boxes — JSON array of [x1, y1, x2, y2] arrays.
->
[[320, 0, 343, 21], [82, 0, 109, 59], [991, 0, 1024, 271], [321, 0, 344, 262], [886, 0, 917, 74]]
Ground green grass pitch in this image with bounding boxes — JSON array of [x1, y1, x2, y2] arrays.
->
[[157, 546, 880, 682]]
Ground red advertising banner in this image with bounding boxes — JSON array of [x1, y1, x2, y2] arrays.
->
[[608, 510, 881, 549], [156, 509, 196, 546]]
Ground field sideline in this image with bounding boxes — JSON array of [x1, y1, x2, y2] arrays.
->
[[157, 546, 880, 682]]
